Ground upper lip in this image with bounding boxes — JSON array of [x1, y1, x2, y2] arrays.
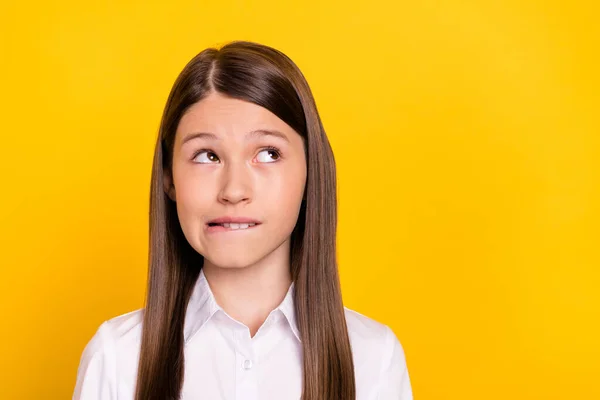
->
[[207, 216, 261, 225]]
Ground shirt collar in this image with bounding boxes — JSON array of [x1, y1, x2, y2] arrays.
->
[[183, 268, 301, 344]]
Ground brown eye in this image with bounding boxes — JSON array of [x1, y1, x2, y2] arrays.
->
[[193, 150, 220, 164], [256, 148, 281, 163]]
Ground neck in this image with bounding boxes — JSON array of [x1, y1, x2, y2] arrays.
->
[[201, 238, 292, 338]]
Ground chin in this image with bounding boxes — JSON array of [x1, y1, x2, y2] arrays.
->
[[202, 252, 262, 270]]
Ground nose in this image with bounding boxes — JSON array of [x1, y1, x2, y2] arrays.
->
[[217, 159, 252, 205]]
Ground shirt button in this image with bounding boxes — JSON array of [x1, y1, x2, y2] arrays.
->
[[243, 359, 253, 370]]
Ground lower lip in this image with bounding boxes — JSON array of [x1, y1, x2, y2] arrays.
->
[[206, 224, 261, 233]]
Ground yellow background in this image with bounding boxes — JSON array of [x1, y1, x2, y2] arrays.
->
[[1, 1, 598, 399]]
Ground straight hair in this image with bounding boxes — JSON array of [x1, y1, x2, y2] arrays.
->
[[135, 40, 355, 400]]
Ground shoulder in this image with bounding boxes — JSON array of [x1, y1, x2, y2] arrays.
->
[[343, 306, 399, 350], [104, 308, 145, 342], [92, 308, 144, 345], [343, 306, 413, 399], [73, 309, 145, 398], [77, 308, 145, 367], [343, 306, 406, 362]]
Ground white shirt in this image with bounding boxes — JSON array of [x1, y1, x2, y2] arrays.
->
[[73, 269, 413, 399]]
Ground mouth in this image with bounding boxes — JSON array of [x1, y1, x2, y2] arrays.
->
[[206, 220, 262, 233]]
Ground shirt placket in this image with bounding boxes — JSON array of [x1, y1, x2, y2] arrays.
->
[[234, 327, 258, 400]]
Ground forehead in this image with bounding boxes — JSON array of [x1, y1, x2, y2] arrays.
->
[[176, 91, 291, 140]]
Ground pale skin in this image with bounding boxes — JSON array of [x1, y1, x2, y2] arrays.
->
[[163, 91, 307, 337]]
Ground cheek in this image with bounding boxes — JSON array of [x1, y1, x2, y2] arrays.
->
[[172, 169, 214, 234], [173, 159, 216, 204], [263, 162, 306, 222]]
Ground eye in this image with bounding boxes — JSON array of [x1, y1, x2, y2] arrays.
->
[[256, 147, 281, 163], [192, 150, 220, 164]]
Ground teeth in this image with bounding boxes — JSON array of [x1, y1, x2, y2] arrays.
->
[[220, 222, 256, 229]]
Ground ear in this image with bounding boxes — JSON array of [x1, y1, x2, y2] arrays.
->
[[163, 170, 176, 202]]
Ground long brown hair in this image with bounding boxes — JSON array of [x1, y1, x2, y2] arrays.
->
[[136, 40, 355, 400]]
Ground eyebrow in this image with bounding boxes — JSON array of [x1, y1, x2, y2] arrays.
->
[[181, 129, 290, 145]]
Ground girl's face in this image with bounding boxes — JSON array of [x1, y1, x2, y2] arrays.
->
[[165, 91, 307, 269]]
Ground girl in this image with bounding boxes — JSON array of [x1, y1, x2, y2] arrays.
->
[[73, 40, 413, 400]]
